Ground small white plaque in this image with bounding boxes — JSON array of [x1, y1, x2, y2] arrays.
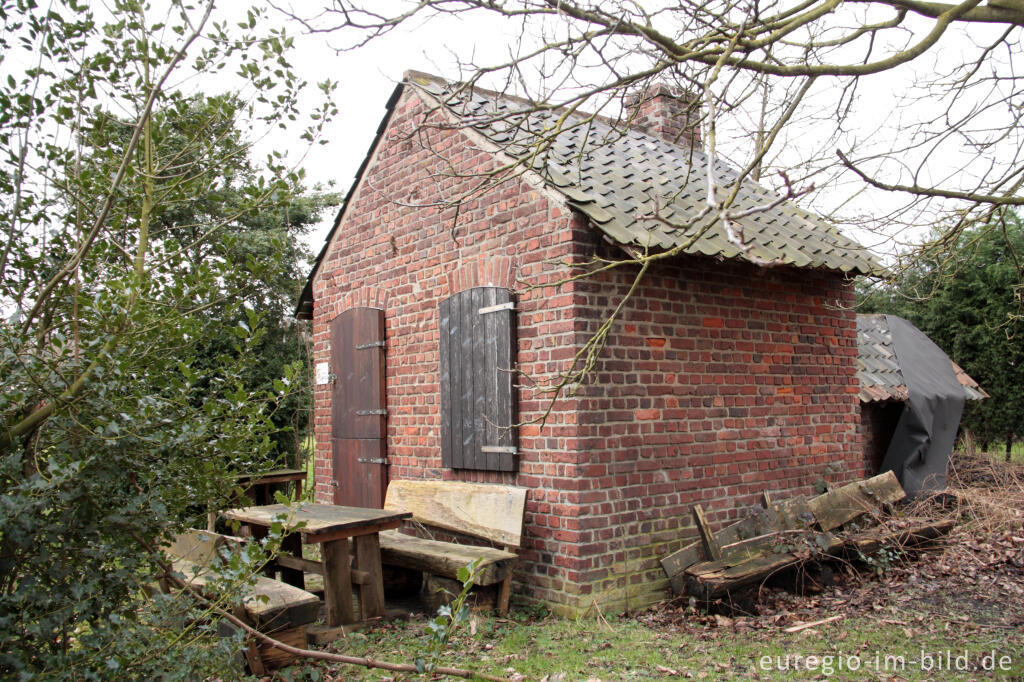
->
[[315, 362, 330, 385]]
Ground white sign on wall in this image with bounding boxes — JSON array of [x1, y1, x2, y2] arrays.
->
[[315, 362, 330, 386]]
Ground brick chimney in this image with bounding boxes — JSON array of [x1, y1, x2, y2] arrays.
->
[[625, 83, 702, 149]]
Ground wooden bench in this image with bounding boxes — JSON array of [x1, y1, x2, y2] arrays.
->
[[164, 529, 321, 673], [379, 480, 527, 614]]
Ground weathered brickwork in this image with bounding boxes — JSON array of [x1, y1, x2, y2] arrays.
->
[[560, 242, 862, 610], [310, 85, 863, 614]]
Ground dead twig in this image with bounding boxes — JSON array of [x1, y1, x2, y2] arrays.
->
[[782, 614, 843, 633]]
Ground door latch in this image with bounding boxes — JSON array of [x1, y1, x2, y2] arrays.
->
[[356, 457, 388, 465], [356, 408, 388, 416]]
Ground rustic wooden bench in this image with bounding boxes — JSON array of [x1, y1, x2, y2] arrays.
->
[[164, 529, 321, 673], [379, 480, 527, 614]]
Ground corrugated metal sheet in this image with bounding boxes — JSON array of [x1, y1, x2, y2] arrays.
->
[[411, 72, 884, 276], [857, 314, 987, 403]]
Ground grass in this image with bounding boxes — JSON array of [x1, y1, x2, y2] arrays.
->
[[979, 441, 1024, 465], [277, 453, 1024, 681], [305, 602, 1024, 681]]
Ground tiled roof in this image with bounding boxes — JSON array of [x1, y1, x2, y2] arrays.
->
[[411, 72, 884, 276], [856, 314, 987, 403]]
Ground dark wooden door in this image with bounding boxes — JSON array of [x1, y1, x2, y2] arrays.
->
[[330, 307, 387, 508]]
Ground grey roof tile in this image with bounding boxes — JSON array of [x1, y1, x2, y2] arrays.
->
[[856, 314, 987, 403], [412, 74, 885, 275]]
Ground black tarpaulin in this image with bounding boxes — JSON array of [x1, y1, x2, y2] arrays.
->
[[879, 315, 966, 495]]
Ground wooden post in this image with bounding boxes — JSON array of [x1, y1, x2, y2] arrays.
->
[[692, 505, 721, 561], [353, 534, 385, 619], [496, 575, 512, 614], [279, 532, 306, 589], [322, 538, 354, 626]]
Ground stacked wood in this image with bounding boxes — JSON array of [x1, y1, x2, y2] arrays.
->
[[660, 472, 954, 600]]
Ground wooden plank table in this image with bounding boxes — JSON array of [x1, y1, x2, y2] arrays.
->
[[222, 503, 410, 627], [238, 468, 307, 504]]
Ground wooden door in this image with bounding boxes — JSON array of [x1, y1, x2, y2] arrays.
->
[[330, 307, 387, 508]]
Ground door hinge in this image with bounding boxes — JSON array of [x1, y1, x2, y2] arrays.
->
[[356, 408, 388, 416], [356, 457, 388, 465], [478, 301, 515, 315], [481, 445, 518, 454], [355, 340, 385, 350]]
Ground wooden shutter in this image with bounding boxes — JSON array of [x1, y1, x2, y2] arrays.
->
[[439, 287, 517, 471]]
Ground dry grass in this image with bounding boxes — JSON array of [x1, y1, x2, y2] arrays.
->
[[914, 452, 1024, 538]]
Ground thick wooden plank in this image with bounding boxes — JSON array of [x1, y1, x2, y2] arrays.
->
[[682, 517, 950, 600], [439, 288, 517, 472], [482, 287, 499, 471], [379, 530, 516, 586], [322, 538, 354, 626], [692, 505, 721, 561], [222, 504, 410, 540], [451, 294, 466, 468], [237, 469, 307, 485], [172, 559, 320, 629], [661, 495, 815, 584], [329, 312, 350, 439], [354, 307, 386, 439], [279, 532, 305, 589], [383, 479, 527, 547], [469, 286, 487, 471], [165, 529, 233, 566], [684, 552, 804, 600], [332, 438, 386, 508], [493, 289, 517, 471], [353, 534, 386, 619], [807, 471, 905, 531], [275, 554, 366, 583], [257, 626, 308, 669], [275, 554, 324, 575], [459, 290, 476, 469], [439, 296, 453, 468], [331, 308, 386, 441]]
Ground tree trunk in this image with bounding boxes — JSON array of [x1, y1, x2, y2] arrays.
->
[[1006, 436, 1013, 463]]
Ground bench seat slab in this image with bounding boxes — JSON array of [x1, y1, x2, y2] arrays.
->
[[173, 559, 321, 630], [379, 531, 516, 586]]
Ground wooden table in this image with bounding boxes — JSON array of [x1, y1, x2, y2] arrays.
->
[[222, 503, 411, 627], [237, 468, 307, 504]]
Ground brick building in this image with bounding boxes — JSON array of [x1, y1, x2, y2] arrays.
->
[[296, 71, 882, 614]]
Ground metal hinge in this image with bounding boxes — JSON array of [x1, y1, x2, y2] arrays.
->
[[357, 457, 388, 465], [481, 445, 518, 454], [478, 301, 515, 315], [356, 408, 388, 416], [355, 340, 385, 350]]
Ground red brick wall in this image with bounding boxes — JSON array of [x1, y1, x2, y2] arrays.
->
[[311, 84, 863, 614], [561, 245, 862, 609], [311, 87, 594, 611]]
